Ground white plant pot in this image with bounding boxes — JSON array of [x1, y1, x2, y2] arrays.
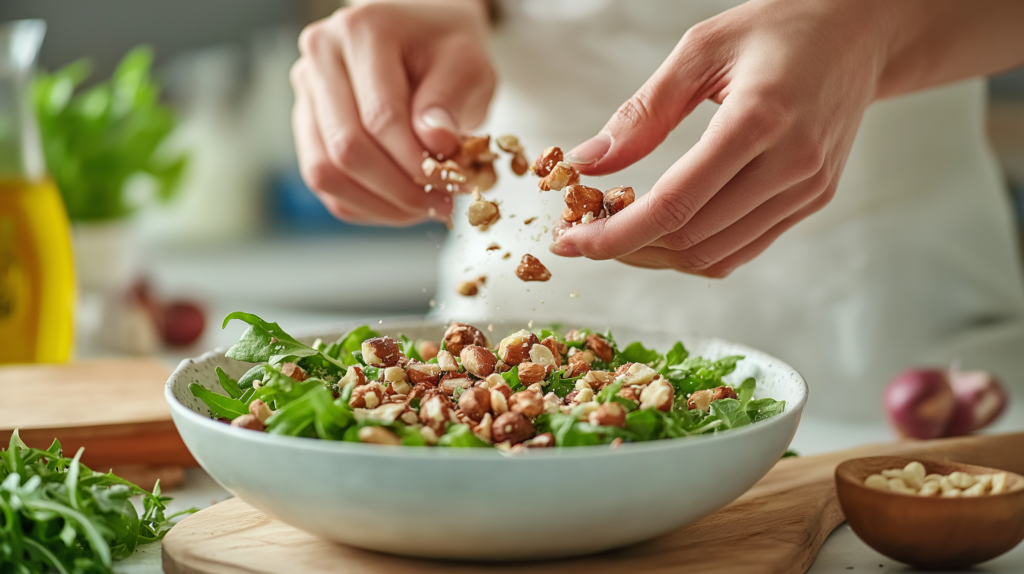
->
[[73, 220, 138, 294]]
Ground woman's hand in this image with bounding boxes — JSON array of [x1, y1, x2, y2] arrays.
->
[[549, 0, 893, 277], [291, 0, 494, 226]]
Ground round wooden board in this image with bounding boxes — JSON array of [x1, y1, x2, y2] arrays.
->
[[162, 433, 1024, 574]]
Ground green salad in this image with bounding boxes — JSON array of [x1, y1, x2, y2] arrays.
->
[[191, 313, 786, 450]]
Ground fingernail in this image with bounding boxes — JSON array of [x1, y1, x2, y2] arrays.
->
[[549, 241, 581, 258], [565, 132, 612, 165], [421, 106, 459, 134]]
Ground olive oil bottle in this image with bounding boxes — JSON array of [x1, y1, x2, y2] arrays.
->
[[0, 20, 74, 363]]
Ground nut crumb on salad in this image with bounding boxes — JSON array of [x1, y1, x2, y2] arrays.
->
[[189, 313, 786, 450]]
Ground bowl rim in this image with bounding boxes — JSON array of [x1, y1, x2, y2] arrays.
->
[[835, 455, 1024, 500], [166, 317, 808, 460]]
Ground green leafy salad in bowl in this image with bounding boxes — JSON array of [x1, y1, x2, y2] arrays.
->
[[190, 313, 786, 450]]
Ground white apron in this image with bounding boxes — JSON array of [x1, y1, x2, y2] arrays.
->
[[435, 0, 1024, 426]]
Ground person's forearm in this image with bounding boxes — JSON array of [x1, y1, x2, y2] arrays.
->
[[876, 0, 1024, 100]]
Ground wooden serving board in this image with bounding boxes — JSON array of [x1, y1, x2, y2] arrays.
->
[[163, 431, 1024, 574], [0, 359, 196, 475]]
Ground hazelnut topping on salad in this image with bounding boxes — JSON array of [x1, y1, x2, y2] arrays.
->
[[193, 312, 786, 450]]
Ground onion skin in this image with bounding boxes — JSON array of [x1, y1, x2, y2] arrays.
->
[[943, 371, 1008, 437], [883, 369, 956, 439]]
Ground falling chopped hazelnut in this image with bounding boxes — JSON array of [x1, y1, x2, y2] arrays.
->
[[466, 190, 500, 230], [516, 254, 552, 282], [502, 252, 511, 259], [457, 281, 479, 297], [523, 217, 536, 225], [570, 291, 579, 298], [486, 243, 501, 251]]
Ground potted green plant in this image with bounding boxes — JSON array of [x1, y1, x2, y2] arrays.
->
[[32, 47, 186, 293]]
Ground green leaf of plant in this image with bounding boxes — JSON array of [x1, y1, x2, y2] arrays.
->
[[437, 424, 490, 448], [746, 398, 787, 422], [215, 367, 243, 399], [710, 398, 751, 429], [189, 383, 248, 419], [618, 341, 660, 365]]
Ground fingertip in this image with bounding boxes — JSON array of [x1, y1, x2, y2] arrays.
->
[[415, 106, 460, 158], [549, 241, 581, 258], [565, 132, 611, 169]]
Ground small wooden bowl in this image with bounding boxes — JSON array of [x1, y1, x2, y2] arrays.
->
[[835, 456, 1024, 569]]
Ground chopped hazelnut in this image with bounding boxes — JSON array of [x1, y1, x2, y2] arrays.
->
[[230, 414, 264, 431], [582, 370, 615, 390], [436, 349, 459, 372], [407, 362, 442, 385], [466, 190, 500, 230], [340, 365, 367, 387], [528, 343, 558, 369], [457, 280, 480, 296], [419, 394, 452, 433], [522, 432, 554, 448], [491, 388, 509, 414], [585, 334, 614, 363], [350, 382, 385, 409], [492, 411, 535, 445], [530, 146, 563, 178], [617, 362, 659, 387], [418, 340, 440, 361], [443, 322, 488, 356], [460, 345, 497, 378], [511, 151, 529, 176], [486, 242, 501, 251], [517, 362, 548, 384], [543, 392, 563, 413], [361, 336, 402, 367], [473, 412, 494, 443], [358, 426, 401, 446], [439, 373, 475, 395], [617, 386, 639, 403], [639, 379, 674, 412], [515, 254, 552, 282], [249, 399, 273, 424], [509, 389, 544, 418], [604, 186, 635, 215], [498, 329, 540, 365], [713, 386, 739, 402], [280, 362, 307, 382], [538, 161, 579, 192], [458, 386, 492, 422], [588, 402, 627, 428], [562, 184, 604, 223]]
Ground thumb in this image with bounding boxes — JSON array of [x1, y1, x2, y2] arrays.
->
[[411, 43, 495, 158], [566, 47, 710, 176]]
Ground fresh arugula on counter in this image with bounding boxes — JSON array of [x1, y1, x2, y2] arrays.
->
[[0, 431, 194, 574]]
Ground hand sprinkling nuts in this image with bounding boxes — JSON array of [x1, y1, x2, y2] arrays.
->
[[515, 254, 552, 282]]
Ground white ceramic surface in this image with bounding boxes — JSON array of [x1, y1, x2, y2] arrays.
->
[[166, 318, 808, 560]]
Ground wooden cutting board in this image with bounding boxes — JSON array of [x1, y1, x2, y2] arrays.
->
[[163, 431, 1024, 574], [0, 359, 196, 474]]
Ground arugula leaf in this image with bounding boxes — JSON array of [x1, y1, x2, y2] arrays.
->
[[625, 409, 665, 440], [746, 398, 787, 422], [736, 377, 756, 409], [222, 312, 318, 364], [237, 364, 266, 389], [188, 383, 248, 419], [437, 424, 490, 448], [1, 430, 194, 572], [546, 369, 582, 398], [399, 335, 424, 362], [215, 367, 242, 399], [662, 354, 744, 396], [326, 325, 380, 366], [501, 365, 522, 392], [618, 341, 660, 365], [664, 341, 689, 367], [710, 398, 751, 429], [782, 450, 799, 458]]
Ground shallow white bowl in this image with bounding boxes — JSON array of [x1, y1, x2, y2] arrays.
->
[[166, 318, 807, 560]]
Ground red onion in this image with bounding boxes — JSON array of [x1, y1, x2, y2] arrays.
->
[[943, 370, 1008, 437], [883, 369, 956, 439]]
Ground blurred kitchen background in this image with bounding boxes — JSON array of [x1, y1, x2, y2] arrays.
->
[[2, 0, 1024, 363]]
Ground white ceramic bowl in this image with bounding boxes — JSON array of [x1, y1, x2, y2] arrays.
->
[[166, 318, 807, 560]]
